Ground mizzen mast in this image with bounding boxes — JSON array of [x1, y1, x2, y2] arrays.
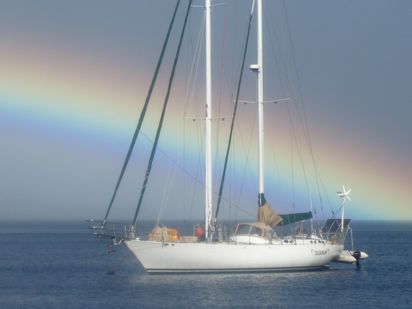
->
[[257, 0, 265, 206], [205, 0, 213, 241]]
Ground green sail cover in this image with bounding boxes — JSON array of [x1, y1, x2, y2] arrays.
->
[[280, 211, 313, 225]]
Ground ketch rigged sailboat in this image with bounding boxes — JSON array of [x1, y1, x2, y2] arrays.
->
[[90, 0, 367, 273]]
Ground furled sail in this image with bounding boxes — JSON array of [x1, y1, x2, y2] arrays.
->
[[280, 211, 313, 225], [258, 203, 283, 227]]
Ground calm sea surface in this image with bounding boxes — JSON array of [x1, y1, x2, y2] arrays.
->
[[1, 221, 411, 308]]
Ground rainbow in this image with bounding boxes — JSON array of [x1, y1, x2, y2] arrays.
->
[[1, 42, 410, 221]]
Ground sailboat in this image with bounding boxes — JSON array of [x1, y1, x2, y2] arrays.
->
[[88, 0, 371, 273]]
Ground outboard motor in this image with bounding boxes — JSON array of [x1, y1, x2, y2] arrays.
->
[[352, 251, 361, 269]]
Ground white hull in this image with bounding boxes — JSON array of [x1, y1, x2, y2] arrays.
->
[[126, 240, 343, 273]]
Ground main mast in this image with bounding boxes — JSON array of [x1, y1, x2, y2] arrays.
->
[[205, 0, 213, 241], [257, 0, 265, 207]]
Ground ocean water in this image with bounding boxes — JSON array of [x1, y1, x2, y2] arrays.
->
[[1, 221, 411, 308]]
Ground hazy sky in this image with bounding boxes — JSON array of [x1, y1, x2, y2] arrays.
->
[[0, 0, 411, 222]]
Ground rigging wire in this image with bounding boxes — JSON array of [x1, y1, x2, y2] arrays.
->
[[234, 107, 258, 217], [263, 5, 295, 208], [266, 8, 316, 231], [264, 1, 326, 226], [102, 0, 181, 225], [281, 0, 327, 218], [131, 0, 193, 228], [183, 13, 205, 220], [264, 4, 307, 214], [215, 0, 256, 220], [137, 130, 254, 218], [182, 12, 206, 219], [156, 161, 179, 226], [188, 122, 205, 220], [214, 3, 229, 182]]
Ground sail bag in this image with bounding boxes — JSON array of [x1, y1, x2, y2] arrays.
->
[[258, 203, 283, 227], [149, 226, 181, 242]]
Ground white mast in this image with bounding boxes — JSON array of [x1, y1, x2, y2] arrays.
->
[[205, 0, 213, 241], [257, 0, 265, 206]]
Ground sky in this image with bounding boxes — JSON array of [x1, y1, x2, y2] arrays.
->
[[0, 0, 411, 222]]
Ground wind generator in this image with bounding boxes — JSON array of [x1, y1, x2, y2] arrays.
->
[[330, 186, 369, 268]]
